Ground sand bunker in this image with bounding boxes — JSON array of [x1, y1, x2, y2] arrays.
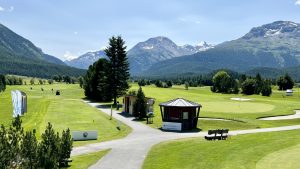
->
[[231, 98, 252, 101], [259, 110, 300, 120]]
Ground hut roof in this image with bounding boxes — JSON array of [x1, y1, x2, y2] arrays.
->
[[159, 98, 201, 107]]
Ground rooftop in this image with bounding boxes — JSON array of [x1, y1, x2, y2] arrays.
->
[[159, 98, 201, 107]]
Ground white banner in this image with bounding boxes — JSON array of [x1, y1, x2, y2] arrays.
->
[[11, 90, 21, 117], [162, 122, 182, 131], [72, 130, 98, 141]]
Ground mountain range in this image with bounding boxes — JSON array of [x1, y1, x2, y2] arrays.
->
[[65, 50, 107, 69], [0, 24, 85, 78], [145, 21, 300, 76], [2, 20, 300, 79], [65, 37, 214, 71]]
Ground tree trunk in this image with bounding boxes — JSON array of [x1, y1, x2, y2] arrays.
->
[[113, 95, 117, 106]]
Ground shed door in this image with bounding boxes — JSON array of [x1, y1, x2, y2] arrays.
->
[[182, 112, 190, 130], [125, 97, 130, 113]]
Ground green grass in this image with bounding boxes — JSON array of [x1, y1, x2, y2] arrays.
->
[[124, 84, 300, 131], [0, 84, 131, 146], [67, 149, 110, 169], [143, 130, 300, 169], [256, 144, 300, 169]]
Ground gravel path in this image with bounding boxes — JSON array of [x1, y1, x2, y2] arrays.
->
[[71, 101, 300, 169]]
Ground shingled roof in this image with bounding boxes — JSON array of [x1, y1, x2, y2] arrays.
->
[[159, 98, 201, 107]]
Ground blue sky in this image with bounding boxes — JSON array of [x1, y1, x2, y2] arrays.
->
[[0, 0, 300, 60]]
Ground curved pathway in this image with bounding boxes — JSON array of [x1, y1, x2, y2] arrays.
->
[[71, 101, 300, 169], [259, 110, 300, 120]]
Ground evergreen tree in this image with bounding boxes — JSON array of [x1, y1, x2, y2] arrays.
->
[[0, 125, 11, 168], [277, 74, 294, 90], [105, 36, 130, 105], [185, 81, 189, 90], [241, 79, 256, 95], [38, 123, 60, 169], [21, 131, 39, 169], [30, 78, 35, 85], [0, 74, 6, 93], [133, 87, 147, 119], [58, 128, 73, 167], [8, 115, 24, 168], [78, 76, 84, 88], [83, 59, 112, 101], [261, 80, 272, 96], [254, 73, 263, 94]]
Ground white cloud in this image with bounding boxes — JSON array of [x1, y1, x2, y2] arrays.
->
[[63, 51, 78, 61], [295, 0, 300, 5], [8, 6, 14, 12], [0, 6, 4, 11], [178, 17, 186, 22], [73, 31, 78, 35], [178, 16, 203, 25]]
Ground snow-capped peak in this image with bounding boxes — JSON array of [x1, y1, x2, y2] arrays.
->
[[196, 41, 208, 47]]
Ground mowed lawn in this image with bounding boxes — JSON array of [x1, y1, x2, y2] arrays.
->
[[124, 84, 300, 130], [0, 83, 131, 146], [67, 149, 110, 169], [143, 129, 300, 169]]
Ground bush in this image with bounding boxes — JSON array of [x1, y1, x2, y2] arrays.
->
[[261, 81, 272, 96], [212, 71, 239, 94], [241, 79, 256, 95]]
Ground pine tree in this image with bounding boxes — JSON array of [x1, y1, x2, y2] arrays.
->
[[0, 74, 6, 93], [105, 36, 130, 105], [58, 128, 73, 167], [133, 87, 147, 119], [254, 73, 262, 94], [21, 131, 39, 169], [8, 115, 24, 168], [261, 80, 272, 96], [0, 125, 11, 168], [38, 123, 60, 169], [83, 59, 112, 101]]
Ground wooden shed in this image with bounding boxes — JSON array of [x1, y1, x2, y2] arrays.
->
[[159, 98, 202, 131], [123, 95, 154, 115]]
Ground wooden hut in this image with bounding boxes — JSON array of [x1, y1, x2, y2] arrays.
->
[[159, 98, 202, 131], [123, 95, 154, 115]]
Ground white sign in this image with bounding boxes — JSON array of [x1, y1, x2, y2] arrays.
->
[[72, 130, 98, 141], [162, 122, 182, 131]]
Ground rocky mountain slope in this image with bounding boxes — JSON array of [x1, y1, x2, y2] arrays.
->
[[145, 21, 300, 75], [0, 23, 84, 78]]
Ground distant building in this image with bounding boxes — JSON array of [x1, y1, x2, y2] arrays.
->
[[123, 95, 154, 115], [159, 98, 202, 131]]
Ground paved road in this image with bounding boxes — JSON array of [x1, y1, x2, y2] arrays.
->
[[71, 101, 300, 169]]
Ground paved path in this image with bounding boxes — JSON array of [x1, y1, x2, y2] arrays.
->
[[71, 101, 300, 169], [259, 110, 300, 120]]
